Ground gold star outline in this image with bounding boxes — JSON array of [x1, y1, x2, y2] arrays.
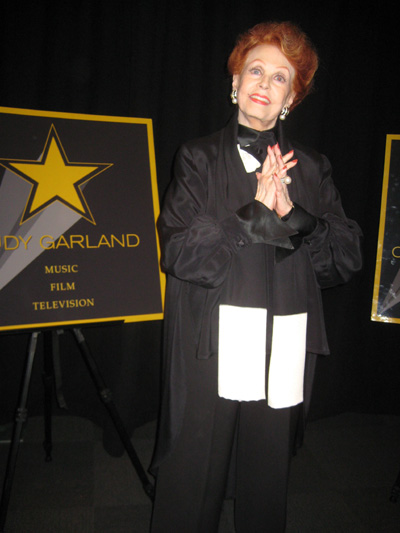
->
[[0, 124, 113, 225]]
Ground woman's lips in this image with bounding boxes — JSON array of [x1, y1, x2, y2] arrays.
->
[[249, 94, 271, 106]]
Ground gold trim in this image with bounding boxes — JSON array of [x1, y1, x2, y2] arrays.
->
[[146, 119, 166, 310], [0, 106, 152, 125], [0, 313, 164, 332]]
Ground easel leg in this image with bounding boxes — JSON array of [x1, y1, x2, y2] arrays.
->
[[72, 328, 154, 500], [42, 328, 69, 463], [0, 332, 39, 533], [42, 331, 54, 462]]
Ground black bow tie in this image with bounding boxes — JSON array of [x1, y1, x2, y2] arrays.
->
[[237, 124, 277, 166]]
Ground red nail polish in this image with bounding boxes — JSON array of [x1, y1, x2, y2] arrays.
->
[[292, 159, 298, 164]]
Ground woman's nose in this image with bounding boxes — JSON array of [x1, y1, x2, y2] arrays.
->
[[259, 76, 269, 89]]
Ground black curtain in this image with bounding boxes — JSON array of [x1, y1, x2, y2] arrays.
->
[[1, 0, 399, 437]]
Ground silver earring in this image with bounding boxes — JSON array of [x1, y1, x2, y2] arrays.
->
[[231, 89, 238, 104], [279, 106, 290, 120]]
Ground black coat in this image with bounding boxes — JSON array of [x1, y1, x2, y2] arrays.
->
[[151, 113, 362, 473]]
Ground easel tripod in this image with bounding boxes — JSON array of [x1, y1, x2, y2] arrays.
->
[[0, 327, 154, 532]]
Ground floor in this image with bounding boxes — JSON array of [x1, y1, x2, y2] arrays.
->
[[1, 412, 400, 532]]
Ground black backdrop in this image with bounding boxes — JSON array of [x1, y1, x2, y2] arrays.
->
[[1, 0, 400, 448]]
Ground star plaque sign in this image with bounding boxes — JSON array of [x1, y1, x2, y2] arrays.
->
[[0, 107, 164, 331], [372, 134, 400, 324]]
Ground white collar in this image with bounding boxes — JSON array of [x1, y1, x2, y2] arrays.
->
[[236, 144, 261, 173]]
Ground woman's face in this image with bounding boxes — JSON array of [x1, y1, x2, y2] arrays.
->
[[232, 44, 296, 131]]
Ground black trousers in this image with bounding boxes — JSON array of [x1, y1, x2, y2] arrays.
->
[[150, 353, 298, 533]]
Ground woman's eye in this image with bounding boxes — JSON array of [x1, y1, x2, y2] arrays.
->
[[275, 74, 286, 83], [250, 67, 262, 75]]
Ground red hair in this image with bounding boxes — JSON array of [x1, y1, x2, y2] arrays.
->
[[227, 22, 318, 109]]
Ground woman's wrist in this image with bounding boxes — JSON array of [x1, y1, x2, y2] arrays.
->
[[277, 203, 294, 220]]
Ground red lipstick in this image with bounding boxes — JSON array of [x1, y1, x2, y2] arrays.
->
[[249, 93, 271, 105]]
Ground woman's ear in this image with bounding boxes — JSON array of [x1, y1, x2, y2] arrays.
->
[[286, 92, 295, 108], [232, 74, 239, 91]]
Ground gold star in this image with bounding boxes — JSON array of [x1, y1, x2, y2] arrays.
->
[[0, 125, 113, 224]]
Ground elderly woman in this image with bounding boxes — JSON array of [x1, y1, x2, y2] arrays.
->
[[150, 21, 362, 532]]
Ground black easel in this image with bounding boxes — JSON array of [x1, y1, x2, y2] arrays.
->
[[0, 327, 154, 533]]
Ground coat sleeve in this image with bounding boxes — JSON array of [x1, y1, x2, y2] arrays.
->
[[158, 144, 251, 288], [158, 144, 296, 288], [288, 154, 363, 288]]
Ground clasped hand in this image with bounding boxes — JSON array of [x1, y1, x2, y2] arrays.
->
[[254, 143, 297, 218]]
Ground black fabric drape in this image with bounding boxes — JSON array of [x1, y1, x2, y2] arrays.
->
[[1, 0, 400, 442]]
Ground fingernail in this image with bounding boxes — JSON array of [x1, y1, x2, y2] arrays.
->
[[292, 159, 298, 164]]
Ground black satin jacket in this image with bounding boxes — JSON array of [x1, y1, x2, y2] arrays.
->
[[151, 113, 362, 472]]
